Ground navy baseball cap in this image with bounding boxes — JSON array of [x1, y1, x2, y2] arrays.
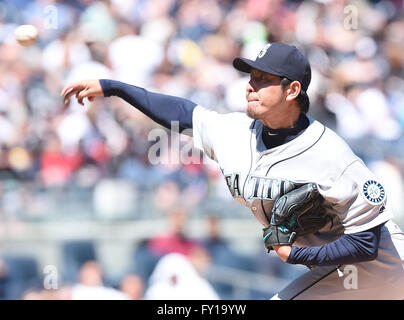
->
[[233, 42, 311, 92]]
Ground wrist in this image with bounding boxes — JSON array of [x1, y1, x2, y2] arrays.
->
[[272, 245, 292, 262], [99, 79, 114, 97]]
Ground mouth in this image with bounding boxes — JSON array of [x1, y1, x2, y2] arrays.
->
[[247, 95, 259, 103], [247, 100, 259, 106]]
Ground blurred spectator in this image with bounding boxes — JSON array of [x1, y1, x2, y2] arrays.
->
[[0, 254, 41, 300], [132, 239, 161, 285], [200, 213, 256, 299], [61, 240, 97, 284], [40, 133, 83, 187], [132, 207, 209, 291], [21, 288, 43, 300], [147, 207, 200, 256], [143, 248, 219, 300], [21, 286, 72, 300], [119, 273, 144, 300], [201, 213, 254, 271], [202, 214, 231, 258], [70, 260, 128, 300]]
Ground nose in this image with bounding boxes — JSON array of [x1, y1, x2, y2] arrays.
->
[[247, 80, 256, 94]]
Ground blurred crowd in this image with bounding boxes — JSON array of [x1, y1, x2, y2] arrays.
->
[[0, 0, 403, 221], [0, 208, 301, 299], [0, 0, 404, 299]]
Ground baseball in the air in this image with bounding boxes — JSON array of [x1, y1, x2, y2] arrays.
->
[[14, 24, 38, 46]]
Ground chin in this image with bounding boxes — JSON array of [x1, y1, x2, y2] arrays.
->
[[246, 106, 260, 119]]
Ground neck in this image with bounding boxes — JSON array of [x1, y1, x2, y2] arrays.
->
[[261, 108, 301, 130]]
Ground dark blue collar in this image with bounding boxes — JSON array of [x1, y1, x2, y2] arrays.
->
[[261, 113, 310, 149]]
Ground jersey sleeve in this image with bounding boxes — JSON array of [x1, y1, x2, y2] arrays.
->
[[287, 224, 381, 266], [323, 160, 393, 234], [192, 105, 223, 161], [100, 79, 196, 132]]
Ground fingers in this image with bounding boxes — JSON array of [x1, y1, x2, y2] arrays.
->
[[76, 89, 90, 106], [60, 81, 82, 97], [60, 85, 71, 97], [61, 83, 92, 105], [63, 87, 81, 105], [76, 92, 83, 106], [61, 82, 85, 105], [61, 80, 100, 106]]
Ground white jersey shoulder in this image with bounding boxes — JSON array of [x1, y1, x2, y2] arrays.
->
[[192, 105, 252, 161], [192, 105, 393, 244]]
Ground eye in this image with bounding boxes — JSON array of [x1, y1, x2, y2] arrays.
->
[[264, 76, 275, 82], [250, 72, 275, 84], [251, 75, 265, 83]]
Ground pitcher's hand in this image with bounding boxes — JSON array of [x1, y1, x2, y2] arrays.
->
[[61, 79, 104, 105]]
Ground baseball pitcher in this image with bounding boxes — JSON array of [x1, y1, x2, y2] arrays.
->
[[62, 42, 404, 300]]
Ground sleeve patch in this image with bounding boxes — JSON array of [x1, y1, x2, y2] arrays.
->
[[362, 180, 385, 205]]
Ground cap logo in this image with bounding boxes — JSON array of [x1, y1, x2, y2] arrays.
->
[[257, 43, 271, 59]]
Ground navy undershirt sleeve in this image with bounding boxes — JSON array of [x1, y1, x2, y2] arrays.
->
[[286, 224, 382, 266], [100, 79, 197, 132]]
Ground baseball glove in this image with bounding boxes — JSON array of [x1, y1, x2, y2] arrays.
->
[[262, 183, 329, 252]]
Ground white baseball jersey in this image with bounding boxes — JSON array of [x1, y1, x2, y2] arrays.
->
[[192, 105, 404, 299]]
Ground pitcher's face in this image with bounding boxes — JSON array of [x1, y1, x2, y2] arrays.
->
[[245, 69, 284, 121]]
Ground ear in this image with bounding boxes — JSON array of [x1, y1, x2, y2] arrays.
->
[[285, 81, 301, 102]]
